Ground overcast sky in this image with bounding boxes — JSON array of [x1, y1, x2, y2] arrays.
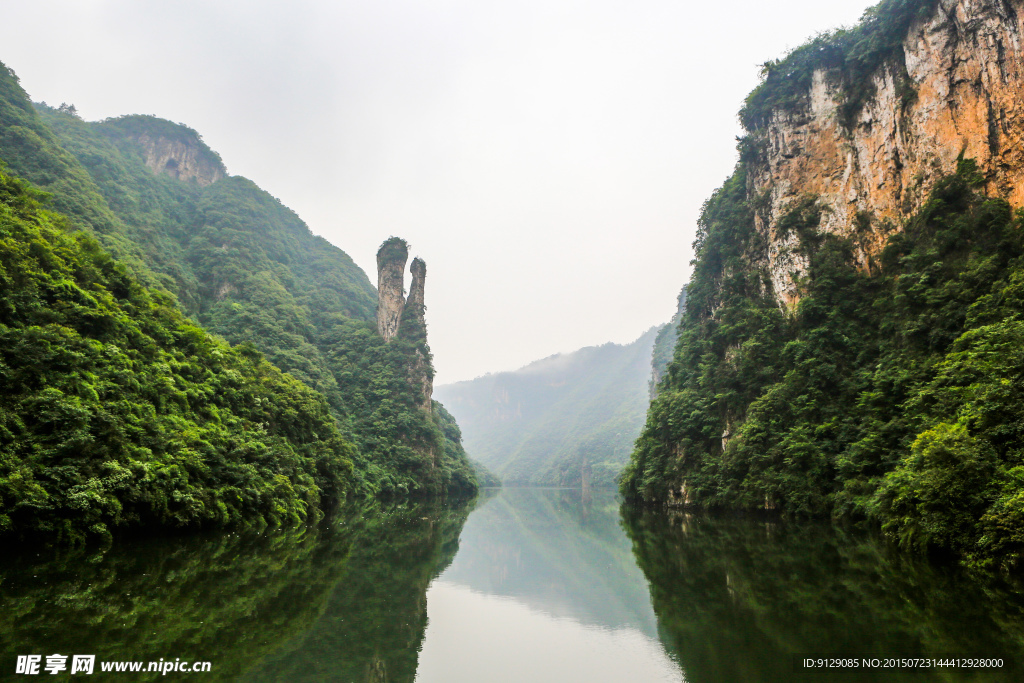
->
[[0, 0, 877, 384]]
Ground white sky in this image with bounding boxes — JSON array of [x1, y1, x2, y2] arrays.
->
[[0, 0, 877, 384]]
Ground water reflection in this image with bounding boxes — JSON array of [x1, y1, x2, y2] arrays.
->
[[415, 488, 682, 682], [0, 498, 474, 682], [621, 508, 1024, 683], [0, 523, 347, 681], [242, 499, 473, 682], [5, 490, 1023, 682]]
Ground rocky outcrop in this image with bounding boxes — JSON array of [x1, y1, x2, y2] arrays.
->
[[375, 238, 408, 342], [374, 240, 433, 413], [752, 0, 1024, 308], [405, 258, 426, 319], [131, 133, 226, 186], [404, 258, 432, 413]]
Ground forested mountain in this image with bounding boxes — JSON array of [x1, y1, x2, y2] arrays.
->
[[622, 0, 1024, 570], [436, 327, 659, 487], [0, 61, 475, 541]]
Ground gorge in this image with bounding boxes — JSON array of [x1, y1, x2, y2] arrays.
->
[[5, 0, 1024, 679]]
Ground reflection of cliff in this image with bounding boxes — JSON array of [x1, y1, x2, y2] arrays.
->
[[623, 509, 1024, 683], [244, 498, 475, 683], [438, 488, 659, 637]]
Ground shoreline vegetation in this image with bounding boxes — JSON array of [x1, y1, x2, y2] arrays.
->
[[622, 0, 1024, 573]]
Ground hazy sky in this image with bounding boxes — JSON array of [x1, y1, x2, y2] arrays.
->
[[0, 0, 876, 384]]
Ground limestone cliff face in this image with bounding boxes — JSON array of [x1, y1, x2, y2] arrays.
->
[[375, 238, 408, 342], [129, 133, 226, 186], [375, 240, 433, 414], [753, 0, 1024, 307], [406, 257, 426, 316]]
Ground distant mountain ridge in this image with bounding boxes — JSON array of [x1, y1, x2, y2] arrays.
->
[[436, 327, 660, 487]]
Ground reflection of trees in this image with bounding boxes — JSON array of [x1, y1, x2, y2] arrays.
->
[[244, 498, 475, 683], [0, 497, 475, 683], [622, 508, 1024, 683], [0, 523, 349, 681]]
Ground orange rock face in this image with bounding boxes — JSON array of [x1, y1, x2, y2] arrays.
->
[[752, 0, 1024, 307]]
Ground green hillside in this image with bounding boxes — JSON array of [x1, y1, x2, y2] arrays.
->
[[437, 327, 660, 488], [0, 170, 354, 542], [0, 60, 476, 542]]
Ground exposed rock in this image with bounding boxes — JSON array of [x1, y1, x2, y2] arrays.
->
[[667, 480, 694, 508], [752, 0, 1024, 308], [403, 257, 432, 413], [375, 238, 408, 342], [406, 257, 426, 318], [374, 240, 434, 415], [131, 133, 226, 186]]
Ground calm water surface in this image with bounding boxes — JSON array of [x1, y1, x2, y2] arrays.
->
[[2, 488, 1024, 682]]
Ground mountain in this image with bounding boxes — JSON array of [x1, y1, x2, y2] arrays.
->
[[622, 0, 1024, 570], [0, 169, 354, 541], [0, 61, 476, 541], [436, 327, 660, 488]]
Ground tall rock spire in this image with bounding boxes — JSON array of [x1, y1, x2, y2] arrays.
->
[[375, 239, 433, 415], [376, 237, 408, 342], [403, 257, 432, 412]]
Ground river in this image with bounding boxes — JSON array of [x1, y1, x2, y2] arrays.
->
[[2, 488, 1023, 681]]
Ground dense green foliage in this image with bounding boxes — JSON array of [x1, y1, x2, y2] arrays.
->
[[0, 59, 476, 541], [740, 0, 936, 131], [623, 158, 1024, 569], [437, 327, 660, 488], [0, 171, 355, 542], [623, 508, 1024, 682], [433, 401, 487, 492], [0, 66, 159, 282], [0, 59, 476, 505]]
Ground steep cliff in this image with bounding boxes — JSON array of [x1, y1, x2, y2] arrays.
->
[[746, 0, 1024, 307], [623, 0, 1024, 570], [108, 115, 226, 186], [369, 239, 478, 492], [404, 257, 432, 413]]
